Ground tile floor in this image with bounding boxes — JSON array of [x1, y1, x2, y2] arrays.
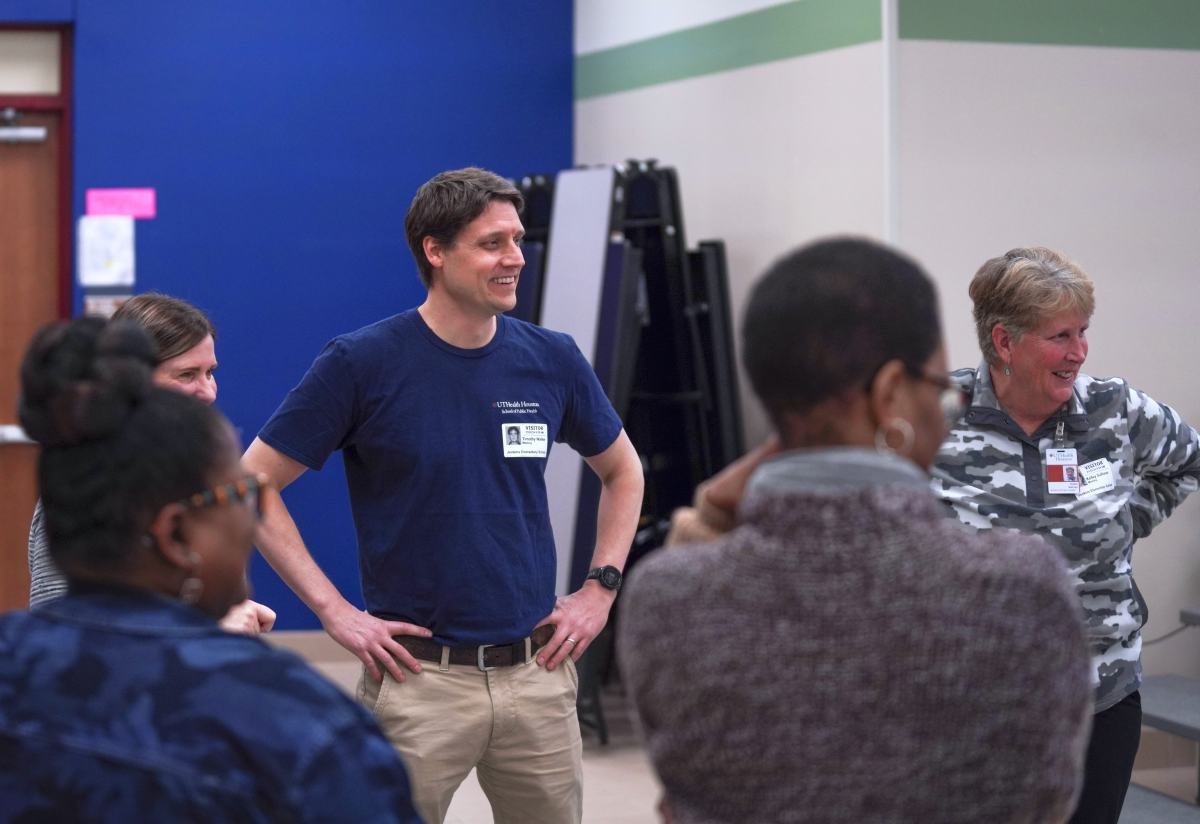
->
[[444, 686, 660, 824], [271, 632, 662, 823], [274, 632, 1200, 823]]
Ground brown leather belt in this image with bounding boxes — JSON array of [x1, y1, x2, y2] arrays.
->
[[395, 624, 556, 671]]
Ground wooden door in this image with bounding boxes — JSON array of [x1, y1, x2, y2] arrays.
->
[[0, 110, 61, 610]]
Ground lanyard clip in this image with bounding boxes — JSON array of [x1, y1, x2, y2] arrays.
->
[[1054, 420, 1065, 447]]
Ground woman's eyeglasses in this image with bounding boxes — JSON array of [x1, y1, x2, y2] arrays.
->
[[178, 473, 270, 520], [909, 370, 970, 425]]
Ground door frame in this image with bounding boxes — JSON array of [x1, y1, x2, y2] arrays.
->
[[0, 23, 73, 319]]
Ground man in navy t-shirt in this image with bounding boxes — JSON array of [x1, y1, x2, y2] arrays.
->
[[243, 167, 643, 824]]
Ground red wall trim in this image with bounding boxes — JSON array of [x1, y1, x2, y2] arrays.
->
[[0, 22, 68, 31], [0, 94, 64, 109], [57, 25, 73, 319]]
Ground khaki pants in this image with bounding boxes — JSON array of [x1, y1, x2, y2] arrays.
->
[[358, 655, 582, 824]]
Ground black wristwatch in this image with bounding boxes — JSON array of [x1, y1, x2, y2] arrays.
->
[[586, 565, 623, 592]]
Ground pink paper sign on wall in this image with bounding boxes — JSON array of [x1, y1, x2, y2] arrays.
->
[[86, 188, 157, 219]]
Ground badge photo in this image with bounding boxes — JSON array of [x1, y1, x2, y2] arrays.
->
[[502, 423, 548, 458], [1046, 447, 1079, 496]]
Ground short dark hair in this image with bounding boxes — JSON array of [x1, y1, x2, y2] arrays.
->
[[112, 292, 216, 363], [742, 237, 941, 428], [18, 317, 228, 576], [404, 167, 524, 287]]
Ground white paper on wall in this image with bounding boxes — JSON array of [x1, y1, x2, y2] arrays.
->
[[78, 215, 135, 286], [82, 293, 131, 318]]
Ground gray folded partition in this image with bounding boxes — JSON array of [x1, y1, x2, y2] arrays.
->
[[539, 166, 617, 595], [536, 162, 740, 593], [537, 166, 646, 594], [510, 240, 544, 323]]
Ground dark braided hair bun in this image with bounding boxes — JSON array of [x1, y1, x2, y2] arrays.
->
[[17, 317, 227, 574], [18, 317, 157, 448]]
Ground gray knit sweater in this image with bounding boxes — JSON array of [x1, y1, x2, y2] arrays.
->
[[618, 448, 1091, 824]]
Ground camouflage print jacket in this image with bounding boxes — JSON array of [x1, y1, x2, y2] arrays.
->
[[932, 364, 1200, 712], [0, 585, 423, 822]]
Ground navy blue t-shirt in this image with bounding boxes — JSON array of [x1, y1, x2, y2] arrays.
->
[[259, 309, 621, 646]]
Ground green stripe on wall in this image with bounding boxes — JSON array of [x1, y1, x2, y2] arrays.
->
[[575, 0, 881, 100], [900, 0, 1200, 50]]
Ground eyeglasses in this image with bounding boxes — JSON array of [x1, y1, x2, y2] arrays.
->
[[178, 473, 270, 520], [908, 369, 970, 425]]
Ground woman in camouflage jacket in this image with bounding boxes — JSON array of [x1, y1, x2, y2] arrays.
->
[[931, 246, 1200, 824]]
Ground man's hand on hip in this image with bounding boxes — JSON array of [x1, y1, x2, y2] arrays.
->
[[533, 583, 616, 671], [321, 601, 432, 683]]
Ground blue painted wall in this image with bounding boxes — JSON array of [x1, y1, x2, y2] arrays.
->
[[4, 1, 573, 628], [0, 0, 71, 22]]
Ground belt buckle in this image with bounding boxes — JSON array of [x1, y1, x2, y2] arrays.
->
[[477, 643, 498, 672]]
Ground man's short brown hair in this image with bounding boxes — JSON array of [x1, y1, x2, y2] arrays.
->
[[404, 167, 524, 287]]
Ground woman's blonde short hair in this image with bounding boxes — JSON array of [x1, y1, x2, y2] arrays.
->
[[969, 247, 1095, 365]]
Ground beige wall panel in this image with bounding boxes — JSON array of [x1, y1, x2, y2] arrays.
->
[[898, 40, 1200, 678], [576, 42, 888, 444]]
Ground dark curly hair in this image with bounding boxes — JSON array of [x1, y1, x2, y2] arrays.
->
[[18, 317, 228, 575], [743, 237, 942, 429]]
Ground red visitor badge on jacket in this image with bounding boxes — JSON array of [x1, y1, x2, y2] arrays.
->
[[1046, 448, 1079, 495]]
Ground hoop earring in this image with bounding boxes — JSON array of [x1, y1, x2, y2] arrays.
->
[[875, 418, 915, 456], [179, 576, 203, 604], [179, 549, 202, 605]]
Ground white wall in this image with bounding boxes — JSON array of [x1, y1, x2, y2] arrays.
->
[[576, 43, 888, 442], [897, 39, 1200, 678], [576, 3, 1200, 679], [575, 0, 791, 55]]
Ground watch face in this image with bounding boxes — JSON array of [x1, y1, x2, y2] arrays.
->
[[600, 567, 621, 589]]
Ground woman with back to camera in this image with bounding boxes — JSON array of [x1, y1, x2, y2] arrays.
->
[[0, 317, 422, 821], [28, 293, 275, 633], [932, 247, 1200, 824], [619, 238, 1093, 823]]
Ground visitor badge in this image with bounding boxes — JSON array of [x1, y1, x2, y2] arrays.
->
[[501, 423, 549, 458], [1078, 458, 1116, 496], [1046, 448, 1079, 495]]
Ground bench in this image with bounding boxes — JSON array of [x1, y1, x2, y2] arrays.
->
[[1141, 674, 1200, 744], [1128, 608, 1200, 815], [1119, 784, 1200, 823]]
